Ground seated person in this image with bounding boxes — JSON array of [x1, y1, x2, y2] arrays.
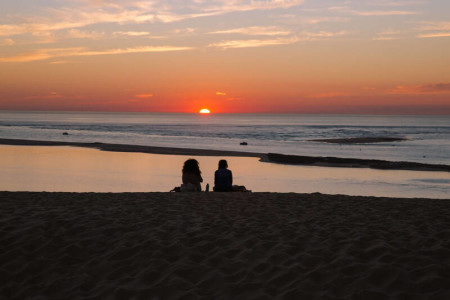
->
[[181, 159, 203, 192], [214, 160, 233, 192]]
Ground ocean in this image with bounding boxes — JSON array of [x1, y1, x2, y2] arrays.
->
[[1, 111, 449, 198], [1, 111, 449, 165]]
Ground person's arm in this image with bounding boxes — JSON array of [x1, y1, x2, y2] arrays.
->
[[214, 170, 217, 186], [229, 170, 233, 186]]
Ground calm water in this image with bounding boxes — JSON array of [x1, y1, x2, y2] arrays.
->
[[1, 146, 449, 198], [1, 111, 449, 164]]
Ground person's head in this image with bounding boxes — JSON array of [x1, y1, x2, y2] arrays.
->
[[183, 159, 201, 175], [218, 159, 228, 169]]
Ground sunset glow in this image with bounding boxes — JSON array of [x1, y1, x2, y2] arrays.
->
[[0, 1, 449, 114]]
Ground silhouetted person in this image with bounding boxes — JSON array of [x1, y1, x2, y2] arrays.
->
[[181, 159, 203, 192], [214, 160, 233, 192]]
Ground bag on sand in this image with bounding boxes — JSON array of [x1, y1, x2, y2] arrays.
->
[[180, 183, 198, 192], [232, 185, 251, 192]]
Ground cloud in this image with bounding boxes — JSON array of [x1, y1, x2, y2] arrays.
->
[[135, 94, 153, 98], [172, 28, 196, 35], [0, 38, 15, 46], [130, 93, 153, 102], [209, 36, 299, 49], [49, 60, 76, 64], [418, 21, 450, 31], [275, 16, 349, 25], [210, 26, 291, 36], [0, 1, 306, 38], [389, 83, 450, 95], [114, 31, 151, 36], [25, 92, 64, 99], [300, 30, 346, 39], [329, 6, 417, 16], [216, 91, 226, 96], [374, 29, 405, 40], [368, 1, 426, 7], [208, 29, 345, 49], [307, 92, 349, 98], [0, 45, 193, 62], [204, 0, 305, 13], [67, 29, 104, 39], [417, 32, 450, 38], [416, 22, 450, 39]]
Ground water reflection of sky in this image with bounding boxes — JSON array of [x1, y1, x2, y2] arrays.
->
[[1, 146, 448, 199]]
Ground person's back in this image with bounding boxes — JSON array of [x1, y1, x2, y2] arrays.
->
[[214, 160, 233, 192], [181, 159, 203, 192], [182, 172, 202, 191]]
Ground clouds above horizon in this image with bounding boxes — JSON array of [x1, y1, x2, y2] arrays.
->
[[0, 45, 193, 62], [389, 83, 450, 95]]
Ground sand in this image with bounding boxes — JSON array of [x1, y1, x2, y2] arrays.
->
[[1, 192, 449, 299]]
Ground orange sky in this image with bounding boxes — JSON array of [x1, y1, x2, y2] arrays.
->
[[0, 0, 449, 114]]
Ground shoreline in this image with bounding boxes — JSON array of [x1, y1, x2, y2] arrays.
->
[[1, 192, 449, 299], [1, 138, 449, 172]]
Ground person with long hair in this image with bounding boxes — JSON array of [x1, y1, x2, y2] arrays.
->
[[181, 159, 203, 192], [214, 159, 233, 192]]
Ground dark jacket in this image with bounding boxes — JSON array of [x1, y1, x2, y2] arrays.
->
[[214, 168, 232, 191]]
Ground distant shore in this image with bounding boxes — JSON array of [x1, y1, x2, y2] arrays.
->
[[1, 191, 449, 299], [1, 138, 449, 172]]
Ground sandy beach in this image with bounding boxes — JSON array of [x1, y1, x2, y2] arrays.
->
[[1, 192, 449, 299]]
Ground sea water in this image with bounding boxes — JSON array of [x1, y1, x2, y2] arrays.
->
[[0, 112, 449, 197], [0, 111, 449, 164]]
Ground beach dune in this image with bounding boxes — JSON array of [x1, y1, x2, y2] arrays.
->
[[1, 192, 449, 299]]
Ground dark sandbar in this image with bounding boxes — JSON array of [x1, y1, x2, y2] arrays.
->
[[1, 138, 448, 172]]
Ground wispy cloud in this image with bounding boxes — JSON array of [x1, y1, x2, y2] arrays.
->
[[418, 32, 450, 38], [418, 21, 450, 31], [0, 1, 306, 38], [329, 6, 417, 16], [373, 29, 405, 40], [300, 30, 347, 39], [49, 60, 75, 64], [209, 36, 299, 49], [114, 31, 151, 37], [216, 91, 226, 96], [416, 21, 450, 39], [208, 29, 345, 49], [368, 1, 426, 7], [0, 38, 15, 46], [210, 26, 291, 36], [389, 83, 450, 95], [67, 29, 104, 39], [0, 45, 193, 62], [204, 0, 305, 13], [25, 91, 64, 100], [275, 16, 350, 25], [307, 92, 349, 99], [135, 94, 153, 98]]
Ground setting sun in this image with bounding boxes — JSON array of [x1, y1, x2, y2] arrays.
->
[[199, 108, 211, 114]]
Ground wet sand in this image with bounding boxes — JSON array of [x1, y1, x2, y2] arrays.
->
[[1, 138, 449, 172], [1, 192, 449, 299]]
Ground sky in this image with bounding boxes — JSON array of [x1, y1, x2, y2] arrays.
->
[[0, 0, 449, 114]]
